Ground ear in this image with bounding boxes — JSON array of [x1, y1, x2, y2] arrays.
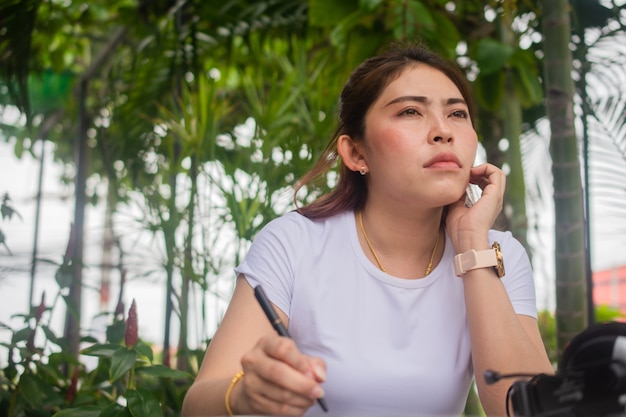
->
[[337, 134, 367, 173]]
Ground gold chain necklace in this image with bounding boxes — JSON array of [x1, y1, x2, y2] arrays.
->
[[358, 211, 440, 276]]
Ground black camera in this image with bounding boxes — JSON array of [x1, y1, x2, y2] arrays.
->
[[492, 322, 626, 417]]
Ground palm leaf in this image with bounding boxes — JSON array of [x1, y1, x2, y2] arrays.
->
[[584, 31, 626, 267]]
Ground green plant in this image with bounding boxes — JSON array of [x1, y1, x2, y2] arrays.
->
[[0, 193, 22, 255], [537, 306, 625, 367], [537, 310, 558, 365], [1, 291, 73, 416], [595, 305, 625, 323], [0, 289, 194, 417]]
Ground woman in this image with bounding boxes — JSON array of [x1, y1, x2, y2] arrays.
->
[[182, 43, 553, 417]]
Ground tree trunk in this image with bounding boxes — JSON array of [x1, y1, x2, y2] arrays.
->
[[162, 167, 178, 367], [99, 179, 116, 311], [541, 0, 588, 353], [500, 11, 530, 252], [177, 158, 197, 371], [570, 1, 596, 326], [64, 79, 89, 360]]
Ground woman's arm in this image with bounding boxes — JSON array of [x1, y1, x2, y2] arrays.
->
[[461, 269, 553, 416], [446, 163, 553, 416], [181, 277, 326, 417]]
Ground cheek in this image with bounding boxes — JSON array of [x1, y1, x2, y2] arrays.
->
[[367, 124, 421, 154], [461, 132, 479, 164]]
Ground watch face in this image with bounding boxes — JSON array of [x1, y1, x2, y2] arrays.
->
[[493, 242, 505, 278]]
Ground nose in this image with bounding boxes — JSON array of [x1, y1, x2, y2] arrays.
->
[[428, 115, 453, 144], [432, 135, 452, 143]]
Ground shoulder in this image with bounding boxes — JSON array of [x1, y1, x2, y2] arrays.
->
[[257, 210, 349, 242], [488, 230, 533, 281], [487, 229, 531, 273], [488, 229, 526, 255]]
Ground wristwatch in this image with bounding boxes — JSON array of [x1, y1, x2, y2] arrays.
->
[[454, 242, 505, 278]]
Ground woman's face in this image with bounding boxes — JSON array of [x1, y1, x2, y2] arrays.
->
[[361, 64, 478, 208]]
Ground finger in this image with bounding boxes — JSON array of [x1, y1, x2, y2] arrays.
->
[[259, 379, 317, 408], [246, 337, 324, 400], [469, 164, 505, 194], [308, 357, 327, 382], [240, 367, 322, 417], [245, 372, 317, 411], [264, 336, 318, 378], [247, 389, 313, 417], [243, 363, 321, 417]]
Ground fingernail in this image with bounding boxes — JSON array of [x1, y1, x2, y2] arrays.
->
[[311, 386, 325, 400], [313, 364, 326, 381]]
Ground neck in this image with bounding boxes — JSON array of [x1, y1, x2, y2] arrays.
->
[[357, 207, 444, 277]]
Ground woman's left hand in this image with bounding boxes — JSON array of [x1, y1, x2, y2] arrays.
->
[[445, 163, 506, 253]]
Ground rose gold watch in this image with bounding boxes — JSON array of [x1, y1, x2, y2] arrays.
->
[[454, 242, 505, 278]]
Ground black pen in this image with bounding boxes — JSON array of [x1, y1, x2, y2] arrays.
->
[[254, 285, 329, 413]]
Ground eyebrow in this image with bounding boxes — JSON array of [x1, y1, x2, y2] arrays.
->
[[384, 95, 467, 107]]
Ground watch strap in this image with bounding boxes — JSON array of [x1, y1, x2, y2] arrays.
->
[[454, 247, 498, 277]]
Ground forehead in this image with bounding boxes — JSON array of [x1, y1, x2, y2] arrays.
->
[[377, 64, 463, 103]]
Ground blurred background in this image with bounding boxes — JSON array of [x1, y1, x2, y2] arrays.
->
[[1, 1, 625, 415]]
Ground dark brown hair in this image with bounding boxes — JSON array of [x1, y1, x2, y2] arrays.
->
[[295, 43, 475, 219]]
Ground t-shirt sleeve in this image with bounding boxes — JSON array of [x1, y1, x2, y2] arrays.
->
[[234, 213, 300, 317], [492, 230, 538, 319]]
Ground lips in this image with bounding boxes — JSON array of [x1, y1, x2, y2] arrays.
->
[[424, 153, 461, 168]]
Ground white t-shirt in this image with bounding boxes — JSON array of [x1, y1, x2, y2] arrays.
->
[[235, 210, 537, 416]]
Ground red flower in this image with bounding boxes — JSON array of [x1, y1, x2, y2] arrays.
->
[[125, 299, 138, 347]]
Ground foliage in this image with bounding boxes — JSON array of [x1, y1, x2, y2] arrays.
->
[[537, 310, 559, 365], [538, 306, 626, 370], [595, 305, 625, 323], [0, 290, 193, 417], [0, 0, 625, 415], [0, 193, 23, 256]]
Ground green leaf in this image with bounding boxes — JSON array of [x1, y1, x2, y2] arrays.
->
[[13, 138, 24, 158], [28, 70, 74, 116], [473, 38, 514, 75], [510, 50, 543, 107], [309, 0, 358, 27], [36, 360, 66, 384], [134, 341, 153, 362], [359, 0, 384, 12], [595, 305, 625, 322], [81, 343, 119, 358], [55, 266, 73, 289], [48, 351, 80, 368], [512, 64, 543, 108], [20, 373, 64, 408], [11, 326, 32, 344], [430, 11, 461, 58], [106, 319, 126, 344], [110, 347, 136, 382], [329, 9, 371, 47], [41, 325, 63, 347], [136, 364, 192, 379], [474, 71, 505, 112], [81, 334, 99, 344], [408, 0, 435, 29], [99, 403, 132, 417], [53, 405, 104, 417], [126, 388, 163, 417]]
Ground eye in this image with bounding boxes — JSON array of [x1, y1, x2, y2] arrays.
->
[[399, 107, 421, 116], [450, 110, 469, 119]]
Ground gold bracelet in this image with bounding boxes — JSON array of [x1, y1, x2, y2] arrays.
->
[[225, 371, 244, 416]]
